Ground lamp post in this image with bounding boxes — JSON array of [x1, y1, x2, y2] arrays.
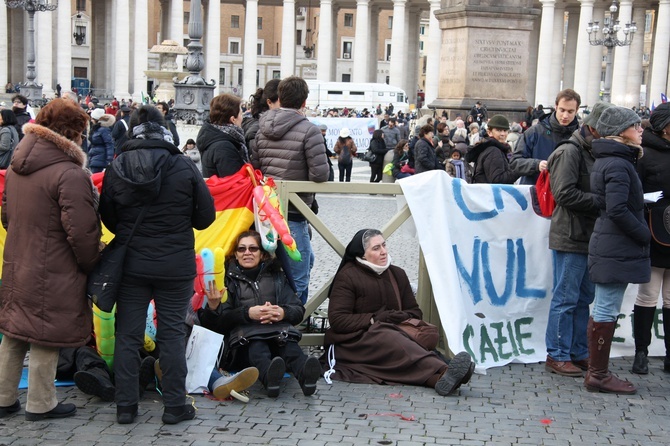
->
[[5, 0, 59, 105], [586, 0, 636, 103]]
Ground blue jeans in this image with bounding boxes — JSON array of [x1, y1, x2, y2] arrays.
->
[[592, 282, 629, 323], [288, 220, 314, 304], [545, 251, 594, 361]]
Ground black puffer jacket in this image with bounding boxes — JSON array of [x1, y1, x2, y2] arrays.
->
[[99, 139, 215, 281], [414, 137, 442, 174], [369, 137, 387, 166], [638, 128, 670, 268], [198, 258, 305, 335], [197, 122, 247, 178], [588, 138, 650, 284], [465, 138, 519, 184]]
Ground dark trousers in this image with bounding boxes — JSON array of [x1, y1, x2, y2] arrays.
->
[[57, 346, 110, 381], [338, 162, 352, 182], [114, 275, 192, 407], [370, 163, 383, 182], [247, 340, 307, 384]]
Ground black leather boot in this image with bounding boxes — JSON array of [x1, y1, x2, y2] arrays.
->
[[663, 308, 670, 373], [632, 305, 655, 374]]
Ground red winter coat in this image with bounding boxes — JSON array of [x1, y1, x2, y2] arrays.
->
[[0, 123, 101, 347]]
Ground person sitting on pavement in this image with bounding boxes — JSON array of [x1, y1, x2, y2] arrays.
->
[[198, 230, 321, 398], [465, 114, 520, 184], [323, 229, 475, 396]]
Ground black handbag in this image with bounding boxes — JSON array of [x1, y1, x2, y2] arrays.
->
[[363, 149, 377, 163], [87, 204, 150, 312], [649, 205, 670, 247], [227, 322, 302, 349]]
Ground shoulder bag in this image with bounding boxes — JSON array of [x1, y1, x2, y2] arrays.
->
[[87, 204, 150, 312], [388, 271, 438, 351], [649, 205, 670, 247], [227, 322, 302, 349]]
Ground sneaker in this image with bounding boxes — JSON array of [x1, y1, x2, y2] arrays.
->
[[212, 367, 259, 400], [25, 402, 76, 421], [116, 404, 138, 424], [162, 404, 195, 425], [299, 356, 321, 396], [265, 357, 286, 398], [0, 400, 21, 418], [74, 370, 115, 402], [435, 352, 473, 396]]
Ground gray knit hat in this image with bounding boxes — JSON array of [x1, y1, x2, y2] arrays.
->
[[583, 101, 613, 128], [650, 103, 670, 133], [595, 106, 641, 137]]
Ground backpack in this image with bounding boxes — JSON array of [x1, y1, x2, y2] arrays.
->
[[530, 139, 580, 218]]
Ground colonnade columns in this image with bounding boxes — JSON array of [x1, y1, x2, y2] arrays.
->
[[534, 0, 556, 107], [204, 0, 221, 95], [389, 0, 407, 90], [406, 8, 420, 105], [610, 0, 632, 105], [242, 0, 258, 100], [170, 0, 184, 68], [368, 6, 379, 83], [649, 0, 670, 105], [55, 0, 71, 93], [352, 0, 370, 83], [35, 11, 54, 96], [626, 5, 646, 106], [113, 0, 130, 98], [280, 0, 296, 78], [316, 0, 333, 81], [133, 0, 148, 101], [572, 0, 594, 100], [0, 5, 9, 89], [586, 6, 605, 106], [424, 0, 441, 106], [562, 9, 580, 89], [549, 5, 565, 95]]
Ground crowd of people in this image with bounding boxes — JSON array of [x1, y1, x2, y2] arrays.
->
[[0, 78, 668, 427]]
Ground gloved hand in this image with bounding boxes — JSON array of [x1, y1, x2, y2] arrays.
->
[[386, 311, 412, 324]]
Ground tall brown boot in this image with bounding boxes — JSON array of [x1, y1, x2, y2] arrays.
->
[[584, 317, 636, 394]]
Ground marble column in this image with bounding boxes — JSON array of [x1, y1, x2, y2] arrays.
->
[[573, 0, 594, 102], [406, 8, 420, 107], [281, 0, 296, 78], [389, 0, 407, 90], [353, 0, 370, 82], [549, 6, 564, 95], [205, 0, 221, 95], [534, 0, 556, 107], [316, 0, 333, 81], [625, 6, 646, 107], [368, 6, 379, 83], [0, 5, 8, 89], [586, 6, 605, 106], [649, 0, 670, 106], [242, 0, 258, 99], [55, 0, 71, 94], [331, 5, 338, 81], [562, 8, 579, 89], [133, 0, 148, 101], [170, 0, 184, 68], [114, 0, 131, 99], [610, 0, 633, 105], [35, 11, 54, 96], [424, 0, 441, 106], [527, 11, 541, 105]]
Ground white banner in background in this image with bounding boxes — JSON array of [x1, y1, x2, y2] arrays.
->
[[400, 170, 662, 371], [308, 117, 377, 152]]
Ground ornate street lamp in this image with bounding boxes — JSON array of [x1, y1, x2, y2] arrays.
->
[[586, 0, 636, 103], [73, 12, 86, 46], [5, 0, 59, 106]]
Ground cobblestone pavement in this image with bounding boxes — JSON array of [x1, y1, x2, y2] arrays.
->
[[2, 160, 669, 445]]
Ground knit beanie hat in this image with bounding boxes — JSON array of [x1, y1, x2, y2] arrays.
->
[[595, 106, 640, 137], [650, 103, 670, 133], [583, 101, 613, 128]]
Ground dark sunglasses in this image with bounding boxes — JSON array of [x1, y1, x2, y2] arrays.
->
[[236, 246, 260, 253]]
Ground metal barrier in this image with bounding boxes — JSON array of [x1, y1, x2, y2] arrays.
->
[[275, 180, 445, 350]]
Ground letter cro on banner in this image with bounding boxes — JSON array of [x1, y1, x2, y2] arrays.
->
[[399, 170, 659, 372]]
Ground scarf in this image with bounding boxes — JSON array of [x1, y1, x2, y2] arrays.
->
[[132, 122, 174, 145], [212, 123, 249, 162], [356, 254, 392, 275], [450, 159, 467, 180], [605, 135, 644, 159]]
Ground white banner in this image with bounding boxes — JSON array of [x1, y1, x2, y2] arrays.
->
[[400, 170, 664, 371], [308, 117, 377, 152]]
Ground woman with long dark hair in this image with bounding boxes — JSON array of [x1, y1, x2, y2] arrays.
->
[[368, 129, 387, 182]]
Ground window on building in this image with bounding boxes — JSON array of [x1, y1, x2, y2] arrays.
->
[[342, 74, 351, 82], [385, 76, 390, 84], [297, 30, 303, 45], [184, 12, 189, 25], [420, 25, 425, 35], [257, 43, 263, 55], [238, 69, 243, 86], [344, 13, 354, 27], [386, 43, 392, 61], [230, 41, 240, 54], [388, 16, 393, 29], [601, 70, 606, 82], [419, 41, 424, 51], [645, 13, 652, 33], [256, 70, 260, 88], [342, 41, 352, 59], [231, 15, 240, 28], [258, 17, 263, 30], [76, 0, 86, 12], [643, 53, 650, 63], [73, 24, 87, 45], [74, 67, 87, 78], [272, 70, 281, 79], [219, 68, 226, 85]]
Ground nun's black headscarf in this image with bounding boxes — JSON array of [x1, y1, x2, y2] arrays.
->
[[329, 228, 382, 294]]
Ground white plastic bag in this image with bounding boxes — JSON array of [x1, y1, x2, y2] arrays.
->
[[185, 325, 224, 394]]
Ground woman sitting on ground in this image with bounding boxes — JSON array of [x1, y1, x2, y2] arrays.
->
[[323, 229, 474, 396], [198, 230, 321, 398]]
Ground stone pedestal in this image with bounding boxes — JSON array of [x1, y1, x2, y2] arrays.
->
[[430, 0, 540, 117], [21, 84, 44, 106], [172, 83, 216, 125]]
